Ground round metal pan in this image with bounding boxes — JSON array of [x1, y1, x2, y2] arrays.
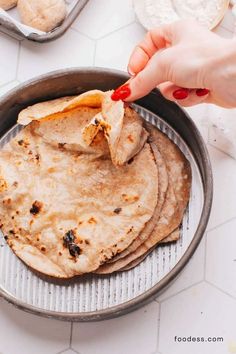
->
[[0, 67, 213, 321]]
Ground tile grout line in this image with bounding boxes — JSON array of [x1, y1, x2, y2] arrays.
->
[[206, 215, 236, 233], [158, 279, 204, 304], [156, 302, 161, 353], [70, 26, 95, 41], [93, 40, 97, 66], [15, 40, 22, 82], [219, 24, 234, 33], [71, 18, 137, 42], [0, 79, 16, 90], [96, 20, 137, 41], [205, 279, 236, 302], [203, 232, 208, 281], [208, 141, 236, 162], [69, 322, 73, 348]]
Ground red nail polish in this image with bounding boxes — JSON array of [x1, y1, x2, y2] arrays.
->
[[111, 84, 131, 101], [196, 88, 209, 97], [173, 88, 189, 100]]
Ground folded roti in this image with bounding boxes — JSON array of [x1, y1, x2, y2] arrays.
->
[[0, 100, 158, 278], [18, 91, 146, 167]]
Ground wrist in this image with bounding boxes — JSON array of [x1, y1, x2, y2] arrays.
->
[[205, 38, 236, 89]]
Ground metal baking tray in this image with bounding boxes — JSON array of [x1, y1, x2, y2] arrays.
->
[[0, 68, 213, 321], [0, 0, 88, 42]]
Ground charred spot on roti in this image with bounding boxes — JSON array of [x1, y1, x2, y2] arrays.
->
[[58, 143, 66, 149], [127, 157, 134, 165], [17, 139, 29, 148], [40, 246, 46, 252], [114, 207, 122, 214], [68, 243, 81, 258], [94, 118, 100, 125], [63, 230, 75, 247], [35, 153, 40, 162], [30, 201, 43, 215], [4, 235, 8, 241], [127, 227, 134, 234]]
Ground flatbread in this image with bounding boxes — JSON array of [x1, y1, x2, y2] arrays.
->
[[95, 127, 191, 274], [18, 91, 145, 167], [0, 105, 158, 278], [107, 142, 168, 263], [120, 228, 180, 271]]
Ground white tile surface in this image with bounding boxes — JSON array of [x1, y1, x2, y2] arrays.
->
[[72, 302, 159, 354], [0, 80, 20, 97], [18, 29, 95, 82], [0, 33, 19, 86], [59, 350, 78, 354], [206, 218, 236, 298], [207, 145, 236, 229], [185, 104, 209, 141], [72, 0, 135, 39], [95, 22, 145, 71], [207, 105, 236, 160], [0, 298, 70, 354], [159, 282, 236, 354], [0, 3, 236, 354]]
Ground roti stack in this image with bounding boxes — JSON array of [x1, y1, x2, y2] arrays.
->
[[0, 90, 191, 279]]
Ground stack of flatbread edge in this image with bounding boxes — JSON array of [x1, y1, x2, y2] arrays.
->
[[0, 90, 191, 279]]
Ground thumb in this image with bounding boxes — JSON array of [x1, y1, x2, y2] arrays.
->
[[125, 49, 172, 102]]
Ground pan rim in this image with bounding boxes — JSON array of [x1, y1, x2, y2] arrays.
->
[[0, 67, 213, 321]]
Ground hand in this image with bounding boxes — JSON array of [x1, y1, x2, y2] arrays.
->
[[121, 20, 236, 108]]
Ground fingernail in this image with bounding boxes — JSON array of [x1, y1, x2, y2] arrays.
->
[[127, 66, 136, 76], [173, 88, 189, 100], [196, 88, 209, 97], [111, 83, 131, 101]]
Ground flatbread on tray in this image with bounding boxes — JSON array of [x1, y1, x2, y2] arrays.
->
[[95, 125, 191, 274], [0, 91, 159, 278], [0, 89, 191, 278], [107, 142, 168, 263], [120, 228, 180, 272]]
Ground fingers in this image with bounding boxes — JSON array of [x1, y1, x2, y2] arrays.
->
[[128, 24, 173, 75], [158, 82, 210, 107], [126, 50, 172, 101]]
